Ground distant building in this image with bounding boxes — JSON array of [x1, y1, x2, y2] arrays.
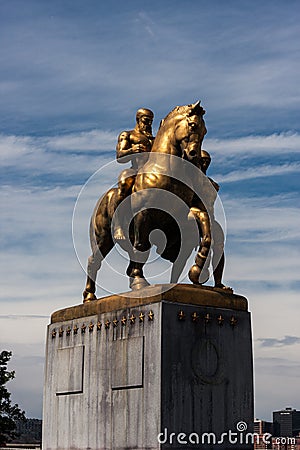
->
[[254, 418, 273, 449], [11, 418, 42, 445], [273, 407, 300, 437], [0, 445, 40, 449], [254, 418, 273, 435]]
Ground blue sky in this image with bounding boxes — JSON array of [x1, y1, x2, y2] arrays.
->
[[0, 0, 300, 421]]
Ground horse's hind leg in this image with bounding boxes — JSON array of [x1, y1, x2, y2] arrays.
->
[[83, 234, 114, 302]]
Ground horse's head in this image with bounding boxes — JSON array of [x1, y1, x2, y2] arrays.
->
[[174, 101, 207, 164], [153, 101, 207, 165]]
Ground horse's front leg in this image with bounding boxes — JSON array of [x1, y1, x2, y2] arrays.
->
[[127, 210, 151, 290], [188, 208, 211, 284], [83, 226, 114, 302], [83, 250, 102, 302]]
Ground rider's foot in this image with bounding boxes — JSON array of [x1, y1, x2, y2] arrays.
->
[[114, 227, 126, 240], [214, 283, 233, 293]]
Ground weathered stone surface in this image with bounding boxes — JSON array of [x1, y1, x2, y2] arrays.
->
[[111, 336, 144, 389], [56, 345, 84, 395], [43, 285, 253, 450], [51, 283, 248, 323], [160, 302, 253, 449]]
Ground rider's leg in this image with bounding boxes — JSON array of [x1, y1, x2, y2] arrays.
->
[[114, 174, 135, 240], [127, 210, 151, 289]]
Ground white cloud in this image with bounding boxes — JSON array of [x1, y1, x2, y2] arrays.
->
[[1, 131, 300, 187], [0, 132, 117, 179], [223, 195, 300, 241], [216, 162, 300, 183], [254, 357, 300, 420], [1, 2, 299, 134], [42, 129, 117, 151], [0, 134, 37, 161], [206, 132, 300, 157]]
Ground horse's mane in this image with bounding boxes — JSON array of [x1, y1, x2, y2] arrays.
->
[[159, 103, 205, 129], [162, 105, 191, 122]]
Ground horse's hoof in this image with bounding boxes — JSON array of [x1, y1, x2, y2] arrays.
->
[[214, 283, 233, 294], [83, 290, 97, 302], [130, 277, 150, 291], [114, 228, 126, 240], [188, 265, 201, 284]]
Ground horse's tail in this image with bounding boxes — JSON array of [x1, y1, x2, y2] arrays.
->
[[89, 188, 116, 251]]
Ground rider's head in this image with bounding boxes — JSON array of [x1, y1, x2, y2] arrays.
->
[[200, 149, 211, 173], [136, 108, 154, 133]]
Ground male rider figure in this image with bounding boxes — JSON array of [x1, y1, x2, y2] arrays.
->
[[200, 149, 230, 290], [114, 108, 154, 240]]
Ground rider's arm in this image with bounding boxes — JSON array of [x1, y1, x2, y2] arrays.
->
[[116, 132, 133, 163]]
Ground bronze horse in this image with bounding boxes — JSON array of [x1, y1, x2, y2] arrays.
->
[[83, 102, 211, 301]]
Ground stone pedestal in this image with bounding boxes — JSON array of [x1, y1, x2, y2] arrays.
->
[[43, 284, 253, 450]]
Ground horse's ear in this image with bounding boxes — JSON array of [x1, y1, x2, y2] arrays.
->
[[188, 100, 205, 116]]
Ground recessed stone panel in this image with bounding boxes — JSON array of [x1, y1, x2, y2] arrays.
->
[[56, 345, 84, 395], [111, 336, 144, 389]]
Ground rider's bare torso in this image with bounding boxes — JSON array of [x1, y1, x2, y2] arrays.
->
[[117, 128, 154, 172]]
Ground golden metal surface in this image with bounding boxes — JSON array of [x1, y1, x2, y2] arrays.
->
[[191, 312, 199, 322], [139, 312, 145, 322], [198, 149, 232, 291], [121, 316, 127, 326], [53, 284, 248, 324], [114, 108, 154, 241], [82, 102, 217, 302], [204, 313, 211, 324], [148, 310, 154, 321], [129, 314, 136, 324], [178, 310, 185, 321], [230, 316, 238, 327], [112, 318, 119, 327], [217, 315, 224, 326]]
